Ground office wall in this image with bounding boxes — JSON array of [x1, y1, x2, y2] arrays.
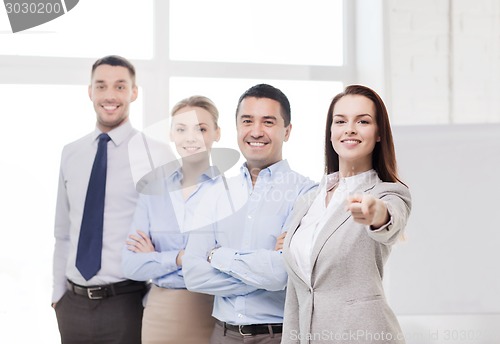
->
[[387, 124, 500, 343], [385, 0, 500, 124], [383, 3, 500, 339]]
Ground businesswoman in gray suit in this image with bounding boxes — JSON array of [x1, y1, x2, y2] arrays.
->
[[281, 85, 411, 344]]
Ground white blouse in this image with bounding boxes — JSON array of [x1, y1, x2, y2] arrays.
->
[[289, 169, 379, 282]]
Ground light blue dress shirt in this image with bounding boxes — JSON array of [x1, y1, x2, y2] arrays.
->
[[122, 166, 222, 289], [183, 160, 317, 325]]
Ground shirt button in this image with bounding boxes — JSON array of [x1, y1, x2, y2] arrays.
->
[[237, 314, 243, 318], [247, 215, 252, 219]]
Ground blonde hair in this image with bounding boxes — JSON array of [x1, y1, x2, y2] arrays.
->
[[171, 95, 219, 128]]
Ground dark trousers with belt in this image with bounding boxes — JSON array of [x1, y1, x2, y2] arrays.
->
[[210, 320, 282, 344], [54, 281, 145, 344]]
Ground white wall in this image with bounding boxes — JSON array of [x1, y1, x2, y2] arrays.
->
[[388, 124, 500, 343], [385, 0, 500, 125], [383, 1, 500, 342]]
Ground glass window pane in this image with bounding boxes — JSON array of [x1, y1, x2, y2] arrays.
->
[[168, 77, 343, 182], [0, 0, 154, 59], [170, 0, 343, 66], [0, 85, 142, 342]]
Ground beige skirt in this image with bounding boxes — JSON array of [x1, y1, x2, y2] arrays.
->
[[142, 285, 215, 344]]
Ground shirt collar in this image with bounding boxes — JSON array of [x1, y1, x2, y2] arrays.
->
[[240, 159, 290, 180], [92, 120, 134, 146], [326, 169, 379, 193], [170, 165, 221, 185]]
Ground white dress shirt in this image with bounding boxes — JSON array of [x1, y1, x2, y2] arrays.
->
[[289, 169, 379, 282], [52, 121, 173, 302]]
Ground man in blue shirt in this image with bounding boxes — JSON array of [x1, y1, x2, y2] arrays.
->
[[183, 84, 317, 343]]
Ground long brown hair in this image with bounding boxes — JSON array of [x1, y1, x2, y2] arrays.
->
[[324, 85, 405, 185]]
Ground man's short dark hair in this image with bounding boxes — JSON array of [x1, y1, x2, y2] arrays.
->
[[91, 55, 136, 84], [235, 83, 291, 126]]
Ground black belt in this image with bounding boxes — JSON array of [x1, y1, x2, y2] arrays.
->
[[216, 319, 282, 336], [67, 279, 148, 300]]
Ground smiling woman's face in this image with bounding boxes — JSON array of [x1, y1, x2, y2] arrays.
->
[[330, 94, 380, 175], [170, 106, 220, 161]]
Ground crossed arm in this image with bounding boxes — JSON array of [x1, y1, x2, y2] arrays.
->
[[182, 228, 287, 297]]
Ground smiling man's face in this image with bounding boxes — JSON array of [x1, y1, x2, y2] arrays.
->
[[88, 64, 138, 132], [236, 97, 291, 173]]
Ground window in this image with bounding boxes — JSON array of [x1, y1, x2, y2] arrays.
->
[[0, 0, 154, 59], [170, 0, 343, 66]]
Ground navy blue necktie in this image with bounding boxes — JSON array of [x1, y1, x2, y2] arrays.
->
[[76, 133, 111, 280]]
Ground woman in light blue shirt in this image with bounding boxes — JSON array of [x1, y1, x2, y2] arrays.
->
[[122, 96, 221, 343]]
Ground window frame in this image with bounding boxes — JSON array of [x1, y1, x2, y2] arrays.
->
[[0, 0, 356, 128]]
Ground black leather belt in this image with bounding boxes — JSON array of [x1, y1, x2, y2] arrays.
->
[[67, 279, 148, 300], [216, 319, 282, 336]]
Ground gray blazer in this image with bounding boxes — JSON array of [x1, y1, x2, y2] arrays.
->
[[281, 176, 411, 344]]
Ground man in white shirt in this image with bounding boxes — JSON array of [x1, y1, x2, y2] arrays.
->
[[52, 55, 148, 344]]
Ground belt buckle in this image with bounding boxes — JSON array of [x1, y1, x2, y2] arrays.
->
[[238, 325, 252, 337], [87, 286, 105, 300]]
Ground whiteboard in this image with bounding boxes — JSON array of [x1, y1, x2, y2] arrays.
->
[[387, 124, 500, 314]]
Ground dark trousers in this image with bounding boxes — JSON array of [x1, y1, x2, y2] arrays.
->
[[210, 322, 282, 344], [54, 289, 144, 344]]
